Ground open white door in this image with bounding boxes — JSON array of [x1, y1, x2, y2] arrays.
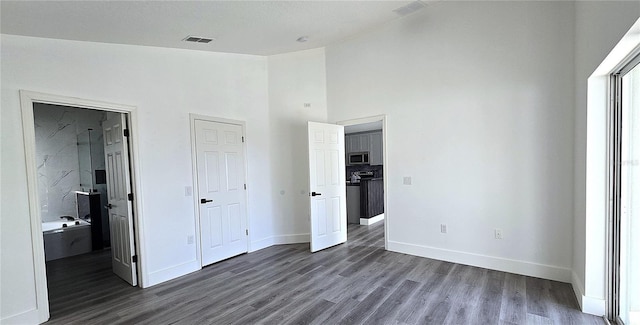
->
[[103, 114, 137, 286], [308, 122, 347, 252], [194, 119, 248, 266]]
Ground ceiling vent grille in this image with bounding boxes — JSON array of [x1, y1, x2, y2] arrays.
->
[[183, 36, 214, 44], [393, 1, 427, 16]]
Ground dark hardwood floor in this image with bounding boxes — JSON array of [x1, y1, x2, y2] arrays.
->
[[45, 222, 604, 324]]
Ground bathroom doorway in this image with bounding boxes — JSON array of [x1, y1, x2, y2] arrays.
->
[[20, 91, 142, 322], [34, 104, 112, 259]]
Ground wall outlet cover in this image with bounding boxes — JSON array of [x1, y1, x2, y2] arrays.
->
[[494, 228, 503, 240]]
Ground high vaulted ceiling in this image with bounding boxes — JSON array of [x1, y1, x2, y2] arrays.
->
[[0, 1, 425, 56]]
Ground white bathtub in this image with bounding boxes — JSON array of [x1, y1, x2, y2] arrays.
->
[[42, 219, 92, 261]]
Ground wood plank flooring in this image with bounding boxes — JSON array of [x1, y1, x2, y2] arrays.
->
[[45, 222, 604, 324]]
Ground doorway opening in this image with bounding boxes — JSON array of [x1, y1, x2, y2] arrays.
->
[[338, 116, 387, 249], [20, 91, 143, 323]]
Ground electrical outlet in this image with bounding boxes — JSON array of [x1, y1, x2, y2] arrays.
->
[[440, 224, 447, 234], [187, 235, 194, 245], [494, 228, 503, 240], [403, 177, 412, 185], [185, 186, 192, 197]]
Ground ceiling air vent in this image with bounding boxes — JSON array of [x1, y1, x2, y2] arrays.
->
[[393, 1, 427, 16], [182, 36, 214, 44]]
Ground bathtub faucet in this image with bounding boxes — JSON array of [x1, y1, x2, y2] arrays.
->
[[60, 216, 75, 221]]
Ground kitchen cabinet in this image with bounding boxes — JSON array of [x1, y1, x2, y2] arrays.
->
[[76, 192, 105, 250], [360, 179, 384, 218], [346, 133, 370, 153], [345, 135, 353, 153], [369, 131, 383, 166], [346, 131, 383, 165], [346, 185, 360, 224], [346, 179, 384, 222], [345, 131, 382, 153]]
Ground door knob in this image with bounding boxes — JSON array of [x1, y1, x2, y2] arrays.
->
[[104, 204, 113, 209], [311, 192, 322, 197], [200, 198, 213, 204]]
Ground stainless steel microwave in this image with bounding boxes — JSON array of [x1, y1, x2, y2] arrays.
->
[[348, 152, 369, 165]]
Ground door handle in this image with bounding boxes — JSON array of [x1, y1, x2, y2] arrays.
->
[[105, 204, 113, 209], [311, 192, 322, 197], [200, 198, 213, 204]]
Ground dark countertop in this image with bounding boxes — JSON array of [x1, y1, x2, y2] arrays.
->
[[346, 178, 383, 186]]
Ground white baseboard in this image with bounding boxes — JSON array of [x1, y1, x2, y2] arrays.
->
[[249, 236, 275, 252], [146, 259, 200, 287], [250, 233, 310, 253], [571, 270, 586, 310], [1, 308, 42, 325], [388, 240, 572, 283], [272, 233, 309, 244], [581, 295, 606, 316], [571, 270, 606, 316], [147, 233, 309, 287], [360, 214, 384, 226]]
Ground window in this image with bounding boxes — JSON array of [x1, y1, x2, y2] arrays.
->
[[610, 52, 640, 325]]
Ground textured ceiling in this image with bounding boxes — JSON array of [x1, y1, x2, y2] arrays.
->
[[0, 1, 419, 56]]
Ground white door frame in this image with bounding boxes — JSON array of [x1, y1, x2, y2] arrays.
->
[[189, 114, 250, 267], [336, 114, 388, 250], [19, 90, 147, 323]]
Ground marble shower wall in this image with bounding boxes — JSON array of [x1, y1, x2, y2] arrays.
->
[[77, 110, 106, 191], [33, 104, 106, 222]]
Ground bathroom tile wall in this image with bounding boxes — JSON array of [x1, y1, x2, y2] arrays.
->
[[33, 104, 106, 222]]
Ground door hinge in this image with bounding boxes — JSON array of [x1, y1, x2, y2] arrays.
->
[[124, 129, 130, 137], [244, 184, 247, 190], [128, 193, 134, 201], [132, 255, 138, 263], [242, 136, 245, 143], [246, 229, 248, 236]]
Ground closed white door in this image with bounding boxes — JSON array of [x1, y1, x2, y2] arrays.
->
[[103, 114, 137, 286], [308, 122, 347, 252], [194, 119, 248, 266]]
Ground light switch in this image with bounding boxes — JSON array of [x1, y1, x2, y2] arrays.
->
[[185, 186, 192, 196], [403, 177, 412, 185]]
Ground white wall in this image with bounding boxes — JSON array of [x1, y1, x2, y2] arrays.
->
[[326, 1, 576, 280], [0, 35, 274, 322], [573, 2, 640, 314], [265, 48, 328, 245]]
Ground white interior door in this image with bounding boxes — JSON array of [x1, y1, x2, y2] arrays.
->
[[194, 119, 248, 266], [308, 121, 347, 252], [103, 114, 137, 286]]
